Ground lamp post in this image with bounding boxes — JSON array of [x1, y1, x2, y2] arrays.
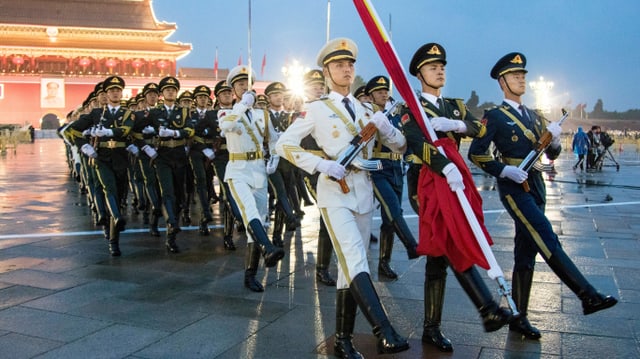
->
[[529, 76, 554, 114], [281, 59, 309, 97]]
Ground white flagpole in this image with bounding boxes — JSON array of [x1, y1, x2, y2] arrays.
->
[[326, 0, 331, 43], [247, 0, 253, 90]]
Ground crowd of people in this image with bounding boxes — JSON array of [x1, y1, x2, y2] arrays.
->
[[571, 125, 616, 171], [58, 37, 617, 357]]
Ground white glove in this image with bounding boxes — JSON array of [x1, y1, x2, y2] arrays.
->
[[372, 111, 395, 137], [240, 92, 255, 107], [82, 128, 91, 136], [316, 159, 346, 179], [266, 155, 280, 174], [80, 143, 97, 158], [90, 126, 98, 137], [141, 144, 158, 160], [500, 165, 528, 183], [158, 127, 176, 138], [430, 117, 466, 133], [95, 127, 114, 137], [442, 163, 465, 192], [547, 122, 562, 149], [126, 144, 139, 156], [142, 125, 155, 135], [202, 148, 215, 160]]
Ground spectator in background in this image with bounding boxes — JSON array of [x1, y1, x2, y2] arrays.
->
[[571, 126, 590, 171], [28, 125, 35, 143], [587, 125, 602, 170]]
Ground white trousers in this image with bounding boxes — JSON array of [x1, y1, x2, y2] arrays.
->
[[227, 179, 268, 243], [320, 207, 372, 289]]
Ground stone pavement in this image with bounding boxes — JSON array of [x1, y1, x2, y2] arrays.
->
[[0, 138, 639, 359]]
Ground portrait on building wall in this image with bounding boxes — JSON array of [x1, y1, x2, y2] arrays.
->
[[41, 78, 65, 108]]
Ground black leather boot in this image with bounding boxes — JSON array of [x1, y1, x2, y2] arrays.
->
[[108, 219, 121, 257], [316, 219, 336, 286], [422, 275, 453, 352], [244, 243, 264, 292], [391, 219, 419, 259], [454, 266, 512, 332], [222, 204, 236, 250], [545, 247, 617, 315], [198, 188, 212, 236], [105, 193, 126, 232], [163, 198, 181, 236], [509, 270, 541, 339], [165, 232, 179, 253], [149, 211, 161, 237], [378, 228, 398, 280], [349, 272, 410, 354], [247, 219, 284, 268], [271, 209, 285, 248], [334, 289, 363, 359]]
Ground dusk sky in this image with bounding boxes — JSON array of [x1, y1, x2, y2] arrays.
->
[[152, 0, 639, 112]]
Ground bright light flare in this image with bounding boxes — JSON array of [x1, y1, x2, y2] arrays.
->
[[281, 59, 309, 98], [529, 76, 554, 114]]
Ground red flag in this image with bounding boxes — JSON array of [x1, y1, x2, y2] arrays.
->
[[417, 138, 492, 271], [237, 55, 242, 66], [260, 53, 266, 77], [214, 48, 219, 79], [353, 0, 493, 272]]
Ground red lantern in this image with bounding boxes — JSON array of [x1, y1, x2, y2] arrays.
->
[[105, 58, 117, 74], [79, 57, 91, 73], [131, 59, 144, 75], [12, 55, 24, 71]]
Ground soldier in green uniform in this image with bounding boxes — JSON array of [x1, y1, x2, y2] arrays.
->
[[148, 77, 195, 253], [403, 43, 513, 350], [70, 76, 135, 256], [178, 90, 196, 226], [130, 83, 163, 236], [187, 85, 217, 235]]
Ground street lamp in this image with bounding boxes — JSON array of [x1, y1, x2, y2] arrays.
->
[[529, 76, 554, 114], [281, 59, 309, 97]]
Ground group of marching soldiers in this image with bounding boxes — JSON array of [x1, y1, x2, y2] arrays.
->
[[59, 36, 618, 358]]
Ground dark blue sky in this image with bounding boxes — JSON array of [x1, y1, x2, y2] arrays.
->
[[152, 0, 639, 112]]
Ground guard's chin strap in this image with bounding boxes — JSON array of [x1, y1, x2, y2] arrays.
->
[[418, 73, 439, 94], [501, 75, 518, 98]]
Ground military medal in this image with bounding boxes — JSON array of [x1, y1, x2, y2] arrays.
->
[[453, 109, 460, 117], [512, 135, 518, 142], [332, 130, 340, 138]]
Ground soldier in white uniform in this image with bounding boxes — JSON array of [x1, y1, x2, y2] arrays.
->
[[218, 65, 285, 292], [276, 38, 410, 357]]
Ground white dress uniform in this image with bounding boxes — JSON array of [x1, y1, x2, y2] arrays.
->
[[219, 101, 279, 241], [276, 91, 406, 288]]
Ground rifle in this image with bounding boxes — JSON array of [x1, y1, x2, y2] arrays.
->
[[518, 108, 568, 191], [329, 122, 378, 193]]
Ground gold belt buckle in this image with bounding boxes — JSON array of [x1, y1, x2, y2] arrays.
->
[[246, 151, 256, 160], [106, 139, 117, 149]]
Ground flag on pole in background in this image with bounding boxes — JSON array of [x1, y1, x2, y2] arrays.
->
[[260, 53, 266, 77], [238, 55, 243, 66], [214, 48, 219, 80]]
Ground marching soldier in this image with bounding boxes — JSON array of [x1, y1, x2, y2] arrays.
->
[[276, 38, 410, 356], [299, 69, 336, 286], [178, 90, 195, 226], [403, 43, 514, 350], [468, 52, 617, 339], [187, 85, 217, 235], [211, 80, 241, 250], [265, 81, 300, 247], [353, 85, 370, 104], [255, 94, 269, 109], [219, 65, 285, 292], [365, 75, 419, 281], [147, 76, 195, 253], [69, 76, 134, 256], [130, 82, 163, 237]]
